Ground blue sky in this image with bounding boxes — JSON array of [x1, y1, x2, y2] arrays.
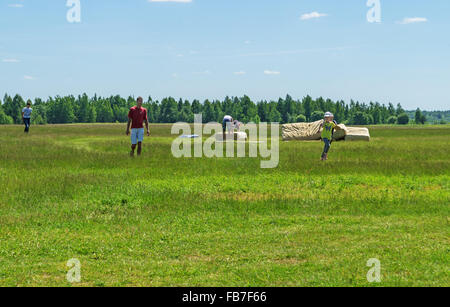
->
[[1, 0, 449, 110]]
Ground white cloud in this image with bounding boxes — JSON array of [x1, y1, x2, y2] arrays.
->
[[148, 0, 192, 3], [2, 59, 20, 63], [234, 71, 246, 75], [300, 12, 328, 20], [264, 70, 280, 75], [398, 17, 428, 25], [8, 4, 24, 8], [24, 75, 34, 80]]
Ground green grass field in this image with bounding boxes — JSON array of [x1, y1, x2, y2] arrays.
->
[[0, 124, 448, 287]]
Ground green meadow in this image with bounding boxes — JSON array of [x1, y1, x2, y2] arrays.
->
[[0, 124, 448, 287]]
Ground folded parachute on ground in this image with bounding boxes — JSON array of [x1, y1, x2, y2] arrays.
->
[[215, 132, 248, 141], [345, 127, 371, 141]]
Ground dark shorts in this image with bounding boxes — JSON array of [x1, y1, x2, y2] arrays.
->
[[223, 119, 231, 131]]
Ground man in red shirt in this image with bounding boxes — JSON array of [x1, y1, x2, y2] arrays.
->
[[126, 97, 150, 156]]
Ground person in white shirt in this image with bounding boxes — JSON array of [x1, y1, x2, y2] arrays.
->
[[233, 120, 241, 132], [222, 115, 233, 140], [22, 101, 33, 133]]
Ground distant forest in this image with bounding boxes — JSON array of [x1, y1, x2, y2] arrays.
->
[[0, 93, 448, 125]]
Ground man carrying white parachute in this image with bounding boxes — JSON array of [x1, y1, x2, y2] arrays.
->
[[318, 112, 338, 161]]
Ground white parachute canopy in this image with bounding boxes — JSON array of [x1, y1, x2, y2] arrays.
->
[[282, 120, 370, 142]]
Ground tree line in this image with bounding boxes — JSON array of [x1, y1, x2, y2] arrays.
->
[[0, 93, 446, 125]]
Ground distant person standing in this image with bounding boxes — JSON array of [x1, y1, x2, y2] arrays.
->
[[22, 100, 33, 133], [126, 97, 150, 156], [233, 120, 241, 132]]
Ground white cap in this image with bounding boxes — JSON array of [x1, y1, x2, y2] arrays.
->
[[324, 112, 334, 118]]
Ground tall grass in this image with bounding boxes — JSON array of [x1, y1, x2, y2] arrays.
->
[[0, 124, 448, 286]]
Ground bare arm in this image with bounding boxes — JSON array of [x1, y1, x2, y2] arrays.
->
[[318, 120, 324, 133], [145, 119, 150, 136], [126, 118, 132, 135]]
